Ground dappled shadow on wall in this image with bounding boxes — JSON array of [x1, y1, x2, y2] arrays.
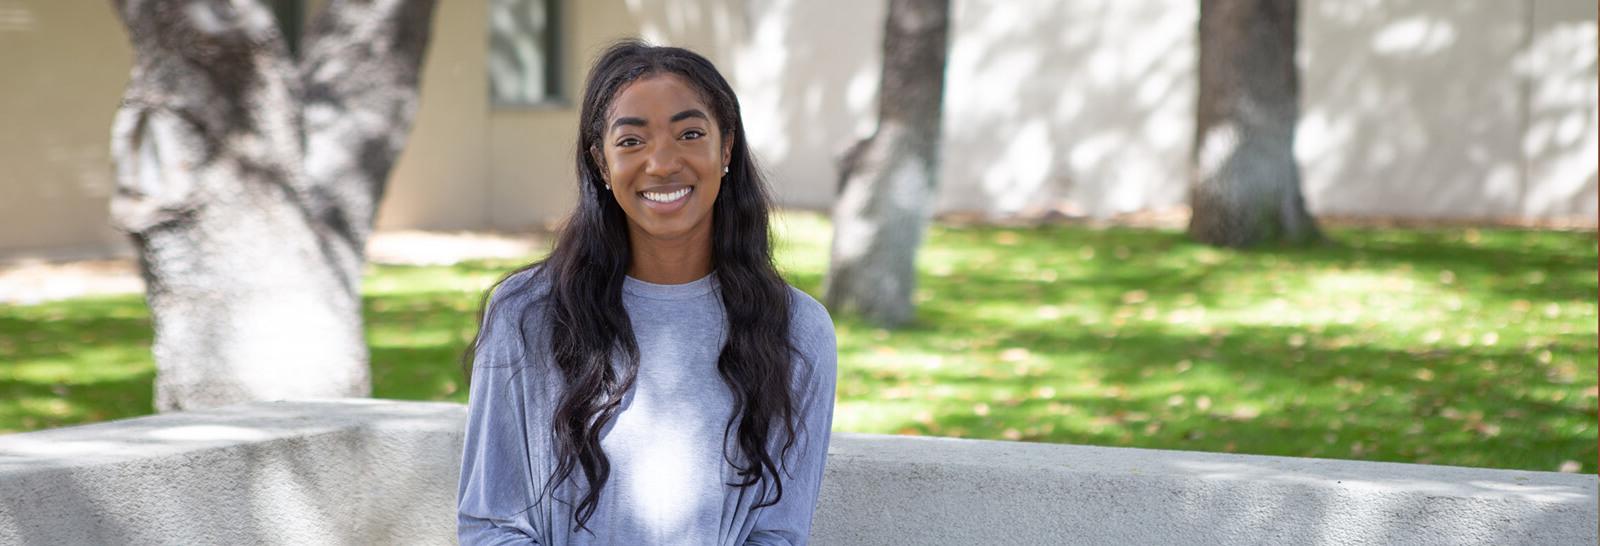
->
[[1298, 0, 1597, 221], [733, 0, 888, 209], [938, 0, 1196, 219]]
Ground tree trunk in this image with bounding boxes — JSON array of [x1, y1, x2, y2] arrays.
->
[[825, 0, 951, 327], [108, 0, 436, 411], [1189, 0, 1320, 247]]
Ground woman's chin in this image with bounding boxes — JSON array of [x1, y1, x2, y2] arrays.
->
[[630, 214, 710, 243]]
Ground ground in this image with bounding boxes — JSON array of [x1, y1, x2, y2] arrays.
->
[[1, 210, 1595, 474]]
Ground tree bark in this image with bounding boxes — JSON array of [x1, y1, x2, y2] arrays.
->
[[825, 0, 951, 327], [108, 0, 436, 411], [1189, 0, 1321, 247]]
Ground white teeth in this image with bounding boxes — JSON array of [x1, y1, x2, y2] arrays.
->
[[641, 187, 691, 203]]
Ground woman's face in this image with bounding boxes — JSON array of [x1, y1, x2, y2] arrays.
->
[[596, 73, 731, 247]]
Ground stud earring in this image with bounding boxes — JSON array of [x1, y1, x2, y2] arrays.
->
[[722, 165, 729, 175], [604, 183, 611, 190]]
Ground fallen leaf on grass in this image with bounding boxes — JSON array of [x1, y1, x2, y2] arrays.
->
[[1228, 405, 1260, 420], [1121, 290, 1148, 305], [1472, 422, 1501, 438]]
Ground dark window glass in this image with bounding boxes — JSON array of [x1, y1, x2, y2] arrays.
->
[[489, 0, 564, 106]]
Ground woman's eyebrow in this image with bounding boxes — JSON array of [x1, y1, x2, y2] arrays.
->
[[611, 116, 647, 131], [608, 109, 705, 132], [670, 109, 708, 123]]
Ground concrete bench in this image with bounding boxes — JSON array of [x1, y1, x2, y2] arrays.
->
[[0, 400, 1593, 545]]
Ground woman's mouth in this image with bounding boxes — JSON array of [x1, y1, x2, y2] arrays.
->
[[640, 186, 692, 205]]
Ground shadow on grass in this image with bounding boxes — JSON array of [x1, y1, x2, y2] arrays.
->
[[2, 222, 1593, 475], [821, 223, 1596, 472], [842, 301, 1595, 473]]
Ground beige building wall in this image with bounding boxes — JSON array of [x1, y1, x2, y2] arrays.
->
[[0, 1, 132, 260], [373, 0, 492, 233], [0, 0, 748, 260]]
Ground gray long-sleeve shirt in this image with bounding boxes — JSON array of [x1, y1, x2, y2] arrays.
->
[[458, 268, 838, 545]]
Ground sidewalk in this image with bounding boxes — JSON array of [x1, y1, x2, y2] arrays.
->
[[0, 230, 550, 305]]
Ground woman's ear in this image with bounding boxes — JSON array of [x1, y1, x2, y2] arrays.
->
[[721, 130, 735, 171], [589, 145, 608, 181]]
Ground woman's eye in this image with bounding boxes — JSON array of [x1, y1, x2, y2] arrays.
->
[[616, 137, 642, 148], [681, 129, 705, 140]]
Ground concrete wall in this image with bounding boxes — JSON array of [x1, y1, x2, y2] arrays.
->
[[0, 0, 1594, 261], [1, 400, 1595, 545]]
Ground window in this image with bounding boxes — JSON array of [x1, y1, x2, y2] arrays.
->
[[489, 0, 564, 107]]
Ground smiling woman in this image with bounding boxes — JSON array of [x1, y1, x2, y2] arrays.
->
[[593, 74, 730, 281], [456, 41, 838, 546]]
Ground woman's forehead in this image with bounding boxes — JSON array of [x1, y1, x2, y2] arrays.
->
[[608, 74, 713, 125]]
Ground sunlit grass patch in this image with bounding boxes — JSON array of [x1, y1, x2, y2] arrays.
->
[[0, 294, 154, 433], [790, 212, 1597, 473], [1, 211, 1594, 474]]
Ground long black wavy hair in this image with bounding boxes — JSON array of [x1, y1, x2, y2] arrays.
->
[[461, 40, 797, 534]]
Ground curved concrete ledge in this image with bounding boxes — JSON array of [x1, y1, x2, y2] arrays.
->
[[815, 434, 1596, 545], [0, 400, 463, 545], [0, 400, 1593, 545]]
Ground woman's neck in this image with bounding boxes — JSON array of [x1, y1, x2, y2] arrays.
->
[[626, 227, 714, 285]]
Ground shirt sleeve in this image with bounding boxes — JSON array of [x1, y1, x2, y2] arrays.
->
[[458, 284, 543, 546], [744, 293, 839, 546]]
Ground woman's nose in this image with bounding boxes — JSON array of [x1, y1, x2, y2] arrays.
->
[[644, 144, 684, 178]]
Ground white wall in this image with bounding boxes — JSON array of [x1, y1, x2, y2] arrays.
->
[[1524, 0, 1599, 217], [0, 0, 1593, 261], [1, 400, 1595, 545], [735, 0, 889, 210], [739, 0, 1597, 221], [936, 0, 1196, 217], [1297, 0, 1598, 220]]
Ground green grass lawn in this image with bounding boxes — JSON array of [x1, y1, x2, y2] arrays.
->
[[2, 211, 1595, 474]]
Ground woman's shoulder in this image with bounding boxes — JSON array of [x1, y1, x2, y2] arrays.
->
[[483, 264, 554, 327], [486, 264, 550, 305], [784, 285, 835, 351], [784, 286, 837, 399]]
